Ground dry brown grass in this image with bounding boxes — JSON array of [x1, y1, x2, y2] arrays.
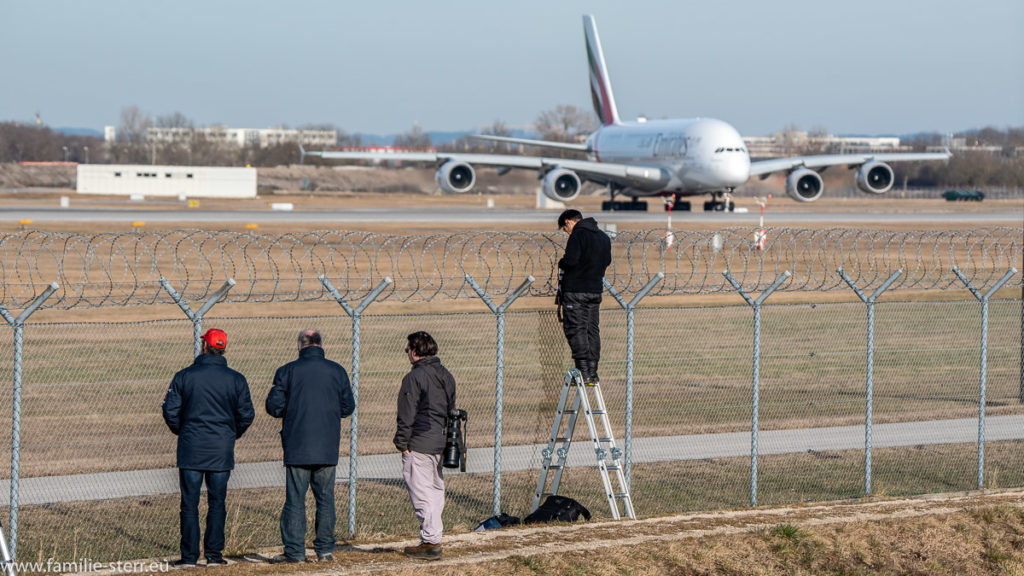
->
[[72, 488, 1024, 575]]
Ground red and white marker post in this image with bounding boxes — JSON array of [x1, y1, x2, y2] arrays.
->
[[754, 194, 771, 251]]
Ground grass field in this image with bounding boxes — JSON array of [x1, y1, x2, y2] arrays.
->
[[9, 440, 1024, 564], [0, 298, 1019, 478]]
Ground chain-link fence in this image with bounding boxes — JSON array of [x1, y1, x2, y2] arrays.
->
[[0, 227, 1019, 565], [0, 294, 1018, 563]]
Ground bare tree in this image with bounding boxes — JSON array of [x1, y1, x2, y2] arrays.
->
[[107, 106, 152, 164], [534, 105, 597, 142], [393, 122, 431, 149]]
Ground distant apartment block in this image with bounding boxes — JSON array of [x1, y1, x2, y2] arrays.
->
[[104, 125, 337, 148], [744, 132, 904, 158]]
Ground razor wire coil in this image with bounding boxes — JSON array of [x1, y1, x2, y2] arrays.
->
[[0, 227, 1019, 309]]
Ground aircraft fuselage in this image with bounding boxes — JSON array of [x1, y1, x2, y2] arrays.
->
[[587, 118, 751, 197]]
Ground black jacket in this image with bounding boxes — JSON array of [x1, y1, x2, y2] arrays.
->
[[162, 354, 255, 471], [558, 217, 612, 294], [266, 346, 355, 467], [393, 356, 456, 455]]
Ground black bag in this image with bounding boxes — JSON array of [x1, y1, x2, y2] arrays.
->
[[523, 495, 591, 524], [474, 512, 521, 531]]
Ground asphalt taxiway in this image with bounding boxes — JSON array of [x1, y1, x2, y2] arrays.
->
[[2, 205, 1021, 225]]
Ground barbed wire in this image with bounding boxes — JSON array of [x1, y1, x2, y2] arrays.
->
[[0, 227, 1019, 309]]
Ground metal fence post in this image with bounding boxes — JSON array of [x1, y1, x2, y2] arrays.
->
[[159, 277, 237, 358], [953, 266, 1017, 489], [465, 274, 535, 516], [837, 268, 902, 496], [723, 270, 790, 507], [603, 272, 664, 490], [320, 275, 393, 537], [0, 281, 59, 562]]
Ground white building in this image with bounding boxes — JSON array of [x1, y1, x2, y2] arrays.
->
[[77, 165, 257, 199], [104, 126, 336, 149]]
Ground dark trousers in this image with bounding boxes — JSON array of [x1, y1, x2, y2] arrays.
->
[[179, 469, 230, 563], [281, 465, 337, 559], [561, 292, 602, 378]]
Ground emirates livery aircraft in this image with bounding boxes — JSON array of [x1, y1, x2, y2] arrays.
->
[[304, 15, 951, 212]]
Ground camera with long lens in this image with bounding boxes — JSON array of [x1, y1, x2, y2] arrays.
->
[[443, 409, 468, 471]]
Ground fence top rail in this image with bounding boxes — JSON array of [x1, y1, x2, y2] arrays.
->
[[0, 227, 1019, 309]]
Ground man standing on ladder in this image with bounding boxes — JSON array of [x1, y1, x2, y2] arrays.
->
[[556, 209, 612, 385]]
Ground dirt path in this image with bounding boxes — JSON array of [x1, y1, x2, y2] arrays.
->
[[86, 488, 1023, 575]]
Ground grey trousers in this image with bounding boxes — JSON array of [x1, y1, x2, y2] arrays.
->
[[402, 451, 445, 544]]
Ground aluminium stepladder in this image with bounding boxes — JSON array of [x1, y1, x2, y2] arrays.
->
[[0, 521, 15, 576], [532, 369, 635, 520]]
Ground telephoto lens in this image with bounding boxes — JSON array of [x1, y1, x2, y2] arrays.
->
[[443, 409, 467, 470]]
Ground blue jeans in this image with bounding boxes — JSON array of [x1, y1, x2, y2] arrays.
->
[[281, 465, 337, 559], [178, 469, 230, 563]]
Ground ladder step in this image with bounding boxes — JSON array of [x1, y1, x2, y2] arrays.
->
[[613, 493, 631, 499], [598, 437, 613, 443], [545, 464, 564, 470], [554, 437, 570, 442], [589, 410, 606, 415], [606, 465, 620, 471], [561, 410, 577, 415]]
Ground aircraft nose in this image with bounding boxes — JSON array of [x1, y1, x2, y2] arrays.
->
[[719, 156, 750, 187]]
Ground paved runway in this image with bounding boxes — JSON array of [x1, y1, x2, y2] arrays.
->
[[1, 205, 1021, 225], [3, 413, 1015, 506]]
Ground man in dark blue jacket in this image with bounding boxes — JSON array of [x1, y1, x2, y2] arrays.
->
[[162, 328, 255, 568], [266, 329, 354, 563], [557, 209, 612, 384]]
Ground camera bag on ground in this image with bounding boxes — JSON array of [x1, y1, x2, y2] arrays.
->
[[523, 495, 591, 524]]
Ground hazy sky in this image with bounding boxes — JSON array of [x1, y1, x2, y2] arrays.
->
[[2, 0, 1022, 137]]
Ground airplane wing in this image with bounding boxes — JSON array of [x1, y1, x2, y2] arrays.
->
[[302, 147, 671, 190], [749, 150, 952, 177]]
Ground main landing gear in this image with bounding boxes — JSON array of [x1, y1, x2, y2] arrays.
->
[[601, 185, 648, 211]]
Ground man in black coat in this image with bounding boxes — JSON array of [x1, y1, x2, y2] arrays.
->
[[557, 209, 612, 384], [266, 329, 354, 563], [162, 328, 255, 568]]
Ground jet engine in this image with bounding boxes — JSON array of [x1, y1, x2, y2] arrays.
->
[[541, 168, 582, 203], [435, 160, 476, 194], [855, 161, 895, 194], [785, 168, 824, 202]]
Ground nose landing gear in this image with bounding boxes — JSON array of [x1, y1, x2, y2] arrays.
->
[[702, 190, 735, 212]]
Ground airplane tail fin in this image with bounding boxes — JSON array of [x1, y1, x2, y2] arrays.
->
[[584, 14, 621, 126]]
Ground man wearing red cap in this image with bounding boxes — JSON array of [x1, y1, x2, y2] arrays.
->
[[162, 328, 255, 568]]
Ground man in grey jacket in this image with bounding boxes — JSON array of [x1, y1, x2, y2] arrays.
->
[[393, 331, 455, 561]]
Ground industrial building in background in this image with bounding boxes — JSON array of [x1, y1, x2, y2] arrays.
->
[[77, 165, 257, 198]]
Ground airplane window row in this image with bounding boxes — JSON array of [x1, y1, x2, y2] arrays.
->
[[714, 147, 747, 153]]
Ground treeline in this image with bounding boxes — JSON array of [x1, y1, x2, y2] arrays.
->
[[2, 109, 1022, 188]]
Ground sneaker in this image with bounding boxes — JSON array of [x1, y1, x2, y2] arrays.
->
[[315, 553, 335, 563], [403, 541, 442, 561], [170, 559, 198, 568], [205, 558, 229, 567], [268, 554, 305, 564]]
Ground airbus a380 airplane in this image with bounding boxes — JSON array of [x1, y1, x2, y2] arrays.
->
[[304, 15, 951, 212]]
